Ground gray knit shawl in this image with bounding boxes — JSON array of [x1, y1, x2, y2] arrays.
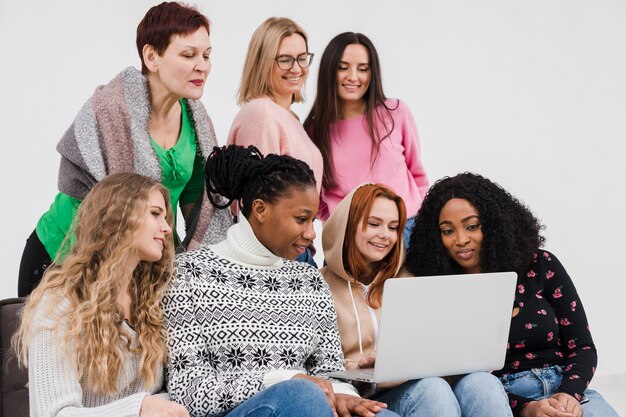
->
[[56, 66, 230, 250]]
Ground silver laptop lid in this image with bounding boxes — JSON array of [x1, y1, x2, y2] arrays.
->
[[373, 272, 517, 383]]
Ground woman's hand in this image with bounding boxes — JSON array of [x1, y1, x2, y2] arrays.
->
[[551, 393, 582, 417], [292, 373, 337, 414], [335, 394, 387, 417], [140, 395, 189, 417], [519, 398, 575, 417], [356, 352, 376, 369]]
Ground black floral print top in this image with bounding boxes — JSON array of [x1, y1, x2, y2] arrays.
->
[[493, 250, 597, 415]]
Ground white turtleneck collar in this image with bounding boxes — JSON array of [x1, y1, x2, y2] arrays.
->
[[210, 215, 284, 269]]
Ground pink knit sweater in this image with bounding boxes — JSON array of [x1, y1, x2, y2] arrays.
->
[[227, 97, 323, 192], [318, 99, 428, 221]]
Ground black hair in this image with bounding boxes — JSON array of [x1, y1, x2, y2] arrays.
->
[[205, 145, 316, 217], [406, 172, 545, 277]]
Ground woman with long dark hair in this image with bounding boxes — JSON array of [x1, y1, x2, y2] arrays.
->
[[304, 32, 428, 247]]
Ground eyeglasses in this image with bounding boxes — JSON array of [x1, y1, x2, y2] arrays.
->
[[274, 52, 314, 70]]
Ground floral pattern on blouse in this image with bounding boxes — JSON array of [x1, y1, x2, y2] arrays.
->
[[493, 250, 596, 415]]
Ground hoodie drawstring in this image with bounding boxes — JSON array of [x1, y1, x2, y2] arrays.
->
[[348, 281, 364, 355]]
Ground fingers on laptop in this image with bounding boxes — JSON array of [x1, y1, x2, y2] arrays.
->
[[357, 352, 376, 369]]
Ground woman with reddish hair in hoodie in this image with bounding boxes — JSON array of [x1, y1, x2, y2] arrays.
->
[[321, 183, 513, 417]]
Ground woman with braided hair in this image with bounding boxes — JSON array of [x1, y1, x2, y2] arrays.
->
[[163, 144, 400, 417]]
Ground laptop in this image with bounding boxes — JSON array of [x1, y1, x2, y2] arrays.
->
[[327, 272, 517, 384]]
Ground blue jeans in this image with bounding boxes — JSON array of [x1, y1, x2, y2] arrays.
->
[[498, 365, 619, 417], [214, 380, 398, 417], [403, 216, 415, 251], [452, 372, 513, 417], [295, 247, 318, 268], [372, 372, 512, 417], [214, 380, 332, 417]]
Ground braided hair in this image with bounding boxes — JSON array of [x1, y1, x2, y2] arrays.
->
[[205, 145, 316, 217], [406, 172, 545, 278]]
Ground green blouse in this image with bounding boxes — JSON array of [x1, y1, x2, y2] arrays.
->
[[36, 99, 204, 260]]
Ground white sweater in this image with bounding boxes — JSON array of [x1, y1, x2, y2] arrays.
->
[[28, 298, 166, 417], [163, 216, 357, 417]]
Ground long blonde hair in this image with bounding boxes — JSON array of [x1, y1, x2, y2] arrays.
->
[[237, 17, 309, 104], [13, 173, 175, 394]]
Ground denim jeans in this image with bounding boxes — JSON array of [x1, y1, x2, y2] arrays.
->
[[295, 247, 318, 268], [371, 372, 512, 417], [403, 216, 415, 251], [498, 365, 619, 417], [213, 379, 399, 417], [210, 380, 332, 417]]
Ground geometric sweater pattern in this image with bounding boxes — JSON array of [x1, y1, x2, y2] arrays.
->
[[163, 247, 346, 416]]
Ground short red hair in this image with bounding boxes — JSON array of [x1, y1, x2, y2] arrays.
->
[[136, 2, 210, 74], [343, 184, 407, 308]]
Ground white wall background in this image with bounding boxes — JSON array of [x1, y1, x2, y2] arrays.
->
[[1, 0, 624, 382]]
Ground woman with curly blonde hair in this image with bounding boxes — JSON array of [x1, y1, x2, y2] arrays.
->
[[13, 173, 188, 417]]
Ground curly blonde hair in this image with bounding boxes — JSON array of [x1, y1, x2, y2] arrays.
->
[[13, 173, 175, 394]]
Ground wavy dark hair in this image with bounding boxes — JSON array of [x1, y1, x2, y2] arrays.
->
[[304, 32, 397, 190], [405, 172, 545, 277]]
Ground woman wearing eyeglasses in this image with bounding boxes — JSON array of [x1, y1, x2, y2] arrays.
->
[[227, 17, 323, 265], [227, 17, 321, 185], [304, 33, 428, 248]]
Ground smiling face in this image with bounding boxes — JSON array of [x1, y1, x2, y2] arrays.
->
[[252, 185, 319, 260], [439, 198, 484, 274], [134, 189, 172, 263], [271, 33, 308, 107], [354, 197, 400, 268], [336, 43, 371, 108], [147, 26, 212, 100]]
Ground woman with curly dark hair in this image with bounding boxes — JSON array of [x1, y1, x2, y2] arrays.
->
[[405, 172, 618, 417]]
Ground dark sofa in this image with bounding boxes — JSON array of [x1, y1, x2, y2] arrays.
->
[[0, 298, 28, 417]]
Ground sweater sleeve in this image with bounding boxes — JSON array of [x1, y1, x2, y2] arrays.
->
[[28, 301, 148, 417], [163, 263, 268, 416], [398, 100, 429, 202], [227, 101, 282, 156], [304, 272, 359, 396], [540, 251, 597, 401]]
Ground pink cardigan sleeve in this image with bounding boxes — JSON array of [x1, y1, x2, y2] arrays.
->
[[398, 101, 429, 199]]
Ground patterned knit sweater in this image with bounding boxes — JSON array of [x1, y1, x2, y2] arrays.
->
[[28, 298, 166, 417], [163, 216, 356, 417]]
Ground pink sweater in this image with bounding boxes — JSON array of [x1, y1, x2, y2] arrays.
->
[[227, 97, 323, 192], [318, 99, 428, 221]]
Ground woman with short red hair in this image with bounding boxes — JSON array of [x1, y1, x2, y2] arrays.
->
[[18, 2, 231, 297]]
